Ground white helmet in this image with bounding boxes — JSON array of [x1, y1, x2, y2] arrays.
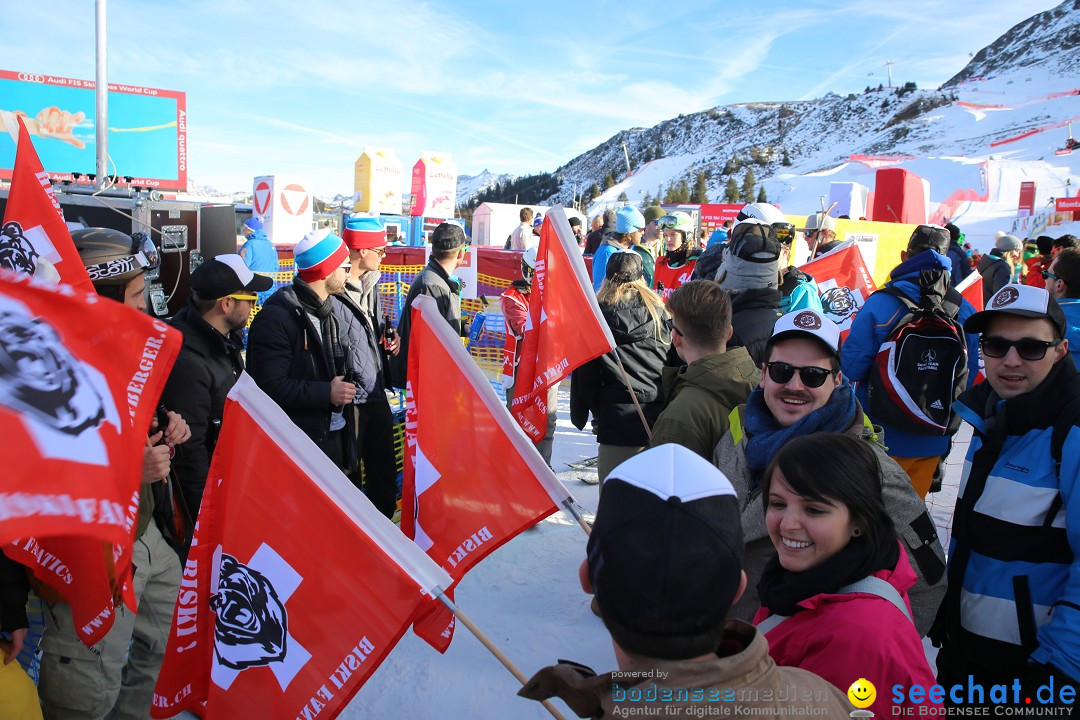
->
[[735, 202, 786, 226], [657, 211, 696, 236], [522, 247, 538, 270]]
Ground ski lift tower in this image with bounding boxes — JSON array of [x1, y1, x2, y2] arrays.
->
[[883, 60, 895, 89]]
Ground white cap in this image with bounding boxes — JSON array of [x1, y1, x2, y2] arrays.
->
[[767, 309, 841, 358], [803, 212, 837, 233]]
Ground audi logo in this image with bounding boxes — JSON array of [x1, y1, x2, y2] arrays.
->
[[17, 73, 46, 83]]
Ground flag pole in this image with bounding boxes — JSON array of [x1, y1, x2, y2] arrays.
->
[[610, 349, 652, 440], [436, 593, 569, 720], [561, 498, 592, 536]]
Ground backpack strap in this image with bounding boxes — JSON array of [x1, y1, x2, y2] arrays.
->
[[757, 575, 914, 636]]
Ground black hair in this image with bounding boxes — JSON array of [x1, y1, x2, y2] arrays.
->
[[763, 433, 895, 554], [1054, 235, 1080, 252]]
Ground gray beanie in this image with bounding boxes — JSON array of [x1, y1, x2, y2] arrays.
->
[[714, 221, 781, 292], [995, 234, 1022, 251], [715, 253, 779, 292]]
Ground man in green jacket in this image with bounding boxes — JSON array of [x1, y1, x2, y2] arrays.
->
[[649, 280, 758, 459]]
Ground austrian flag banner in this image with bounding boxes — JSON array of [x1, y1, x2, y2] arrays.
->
[[799, 240, 878, 340], [2, 115, 94, 293], [511, 205, 616, 441], [403, 295, 574, 652], [152, 373, 451, 719], [0, 270, 180, 546]]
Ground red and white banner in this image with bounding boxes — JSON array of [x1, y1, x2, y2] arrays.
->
[[403, 294, 572, 652], [0, 270, 177, 644], [1056, 196, 1080, 213], [0, 270, 179, 545], [2, 115, 94, 293], [956, 270, 984, 313], [799, 241, 878, 339], [511, 205, 616, 441], [152, 373, 450, 719]]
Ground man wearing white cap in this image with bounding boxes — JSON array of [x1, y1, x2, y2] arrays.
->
[[932, 284, 1080, 706], [713, 309, 946, 634], [161, 254, 272, 524]]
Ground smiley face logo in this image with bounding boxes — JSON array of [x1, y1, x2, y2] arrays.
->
[[847, 678, 876, 709]]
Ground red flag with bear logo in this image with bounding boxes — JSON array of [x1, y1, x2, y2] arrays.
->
[[152, 373, 451, 719], [2, 115, 93, 293], [511, 205, 616, 441], [799, 240, 878, 341], [402, 295, 573, 652], [0, 270, 178, 644]]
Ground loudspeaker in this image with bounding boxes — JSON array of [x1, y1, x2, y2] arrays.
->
[[199, 204, 240, 259]]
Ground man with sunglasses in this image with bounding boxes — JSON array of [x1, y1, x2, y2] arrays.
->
[[932, 284, 1080, 706], [713, 308, 947, 632], [1046, 247, 1080, 366], [160, 254, 272, 523], [335, 215, 399, 518]]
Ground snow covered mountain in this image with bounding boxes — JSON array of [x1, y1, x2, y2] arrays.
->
[[946, 0, 1080, 84], [457, 169, 516, 206], [538, 0, 1080, 249]]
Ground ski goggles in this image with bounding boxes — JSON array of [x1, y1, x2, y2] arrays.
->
[[764, 361, 835, 388], [980, 336, 1061, 361], [657, 215, 684, 231], [131, 232, 160, 271], [772, 222, 796, 245]]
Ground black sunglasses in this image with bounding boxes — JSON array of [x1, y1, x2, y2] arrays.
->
[[1042, 270, 1061, 282], [980, 336, 1061, 361], [764, 361, 835, 388]]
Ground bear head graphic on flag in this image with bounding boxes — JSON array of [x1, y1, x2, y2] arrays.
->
[[210, 543, 311, 692]]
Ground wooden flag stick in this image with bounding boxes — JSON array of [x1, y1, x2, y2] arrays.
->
[[437, 593, 569, 720], [808, 201, 840, 258], [561, 498, 593, 536]]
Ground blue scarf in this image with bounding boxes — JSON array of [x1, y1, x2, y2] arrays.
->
[[744, 382, 857, 490]]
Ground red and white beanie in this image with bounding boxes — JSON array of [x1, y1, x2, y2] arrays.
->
[[293, 228, 348, 282]]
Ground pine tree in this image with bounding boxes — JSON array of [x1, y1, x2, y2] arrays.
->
[[617, 191, 629, 201], [603, 173, 615, 190], [724, 177, 739, 203], [741, 168, 756, 203], [691, 172, 708, 203], [643, 146, 654, 163], [641, 192, 653, 207], [588, 183, 599, 198], [782, 148, 791, 166], [757, 186, 768, 203]]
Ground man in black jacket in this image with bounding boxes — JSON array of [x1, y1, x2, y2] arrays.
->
[[247, 228, 363, 469], [390, 222, 469, 390], [160, 254, 271, 519], [714, 220, 784, 367]]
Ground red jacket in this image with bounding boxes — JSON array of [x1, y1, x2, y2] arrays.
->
[[500, 283, 530, 389], [753, 544, 935, 717], [653, 256, 697, 302]]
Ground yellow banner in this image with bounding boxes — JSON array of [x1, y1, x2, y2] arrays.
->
[[784, 214, 915, 286]]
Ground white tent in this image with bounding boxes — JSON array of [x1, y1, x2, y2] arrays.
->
[[470, 202, 585, 246]]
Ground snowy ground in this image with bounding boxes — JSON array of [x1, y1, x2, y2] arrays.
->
[[339, 386, 966, 719]]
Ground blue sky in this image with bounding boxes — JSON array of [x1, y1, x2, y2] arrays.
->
[[1, 0, 1063, 196]]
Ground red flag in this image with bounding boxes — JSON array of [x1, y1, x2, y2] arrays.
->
[[403, 294, 573, 652], [956, 270, 984, 312], [799, 241, 878, 340], [511, 205, 615, 440], [2, 116, 94, 293], [152, 373, 451, 719], [0, 270, 176, 643], [0, 270, 179, 545]]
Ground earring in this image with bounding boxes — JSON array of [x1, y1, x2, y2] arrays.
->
[[853, 528, 862, 537]]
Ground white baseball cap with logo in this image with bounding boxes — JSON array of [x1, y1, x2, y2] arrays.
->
[[964, 284, 1067, 338], [766, 309, 842, 359]]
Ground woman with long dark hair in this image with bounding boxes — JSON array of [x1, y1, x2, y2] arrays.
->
[[754, 432, 934, 716]]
